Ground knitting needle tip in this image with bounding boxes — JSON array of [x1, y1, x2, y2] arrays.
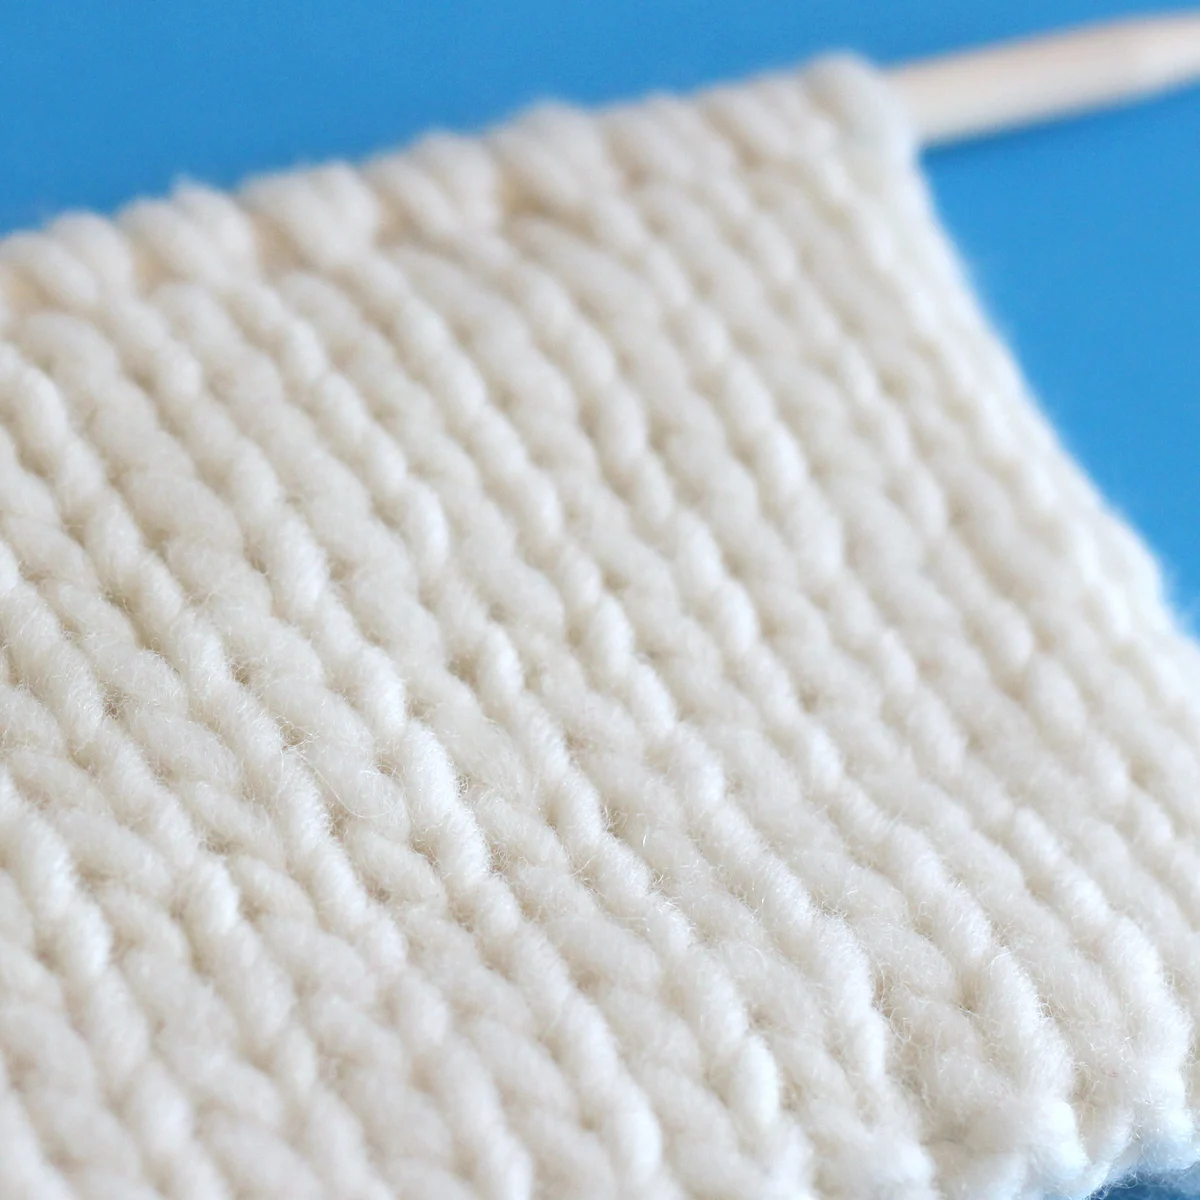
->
[[890, 12, 1200, 146]]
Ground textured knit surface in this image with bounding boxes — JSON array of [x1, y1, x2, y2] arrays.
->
[[3, 56, 1200, 1200]]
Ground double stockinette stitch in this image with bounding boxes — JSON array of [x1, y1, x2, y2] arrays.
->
[[1, 57, 1199, 1200]]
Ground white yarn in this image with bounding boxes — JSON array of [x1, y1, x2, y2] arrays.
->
[[2, 55, 1199, 1200]]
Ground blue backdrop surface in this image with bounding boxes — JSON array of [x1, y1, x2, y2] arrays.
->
[[1, 4, 1198, 1196]]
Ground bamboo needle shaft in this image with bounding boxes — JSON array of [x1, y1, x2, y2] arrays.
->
[[889, 13, 1200, 146]]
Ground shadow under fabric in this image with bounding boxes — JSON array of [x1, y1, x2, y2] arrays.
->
[[1, 55, 1199, 1200]]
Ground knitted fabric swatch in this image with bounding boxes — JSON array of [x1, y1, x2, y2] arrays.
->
[[2, 55, 1199, 1200]]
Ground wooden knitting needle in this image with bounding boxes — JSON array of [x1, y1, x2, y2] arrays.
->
[[889, 12, 1200, 146]]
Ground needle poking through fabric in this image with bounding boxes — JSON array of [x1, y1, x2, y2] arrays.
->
[[890, 12, 1200, 146]]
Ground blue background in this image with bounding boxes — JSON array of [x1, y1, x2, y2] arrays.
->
[[1, 4, 1197, 1195]]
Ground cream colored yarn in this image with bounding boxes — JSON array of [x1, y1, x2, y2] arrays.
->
[[2, 55, 1200, 1200]]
